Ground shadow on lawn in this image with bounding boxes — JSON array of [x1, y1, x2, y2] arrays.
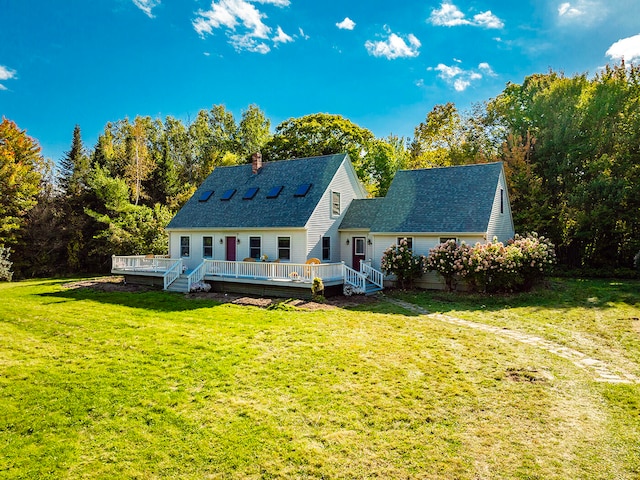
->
[[39, 286, 223, 313]]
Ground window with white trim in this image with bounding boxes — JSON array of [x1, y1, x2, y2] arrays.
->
[[331, 191, 341, 216], [249, 236, 261, 259], [278, 237, 291, 261], [439, 237, 457, 245], [322, 236, 331, 260], [180, 236, 190, 257], [397, 237, 413, 251], [203, 236, 213, 258]]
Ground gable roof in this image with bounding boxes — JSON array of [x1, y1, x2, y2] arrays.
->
[[167, 154, 349, 230], [368, 162, 504, 234], [338, 198, 384, 230]]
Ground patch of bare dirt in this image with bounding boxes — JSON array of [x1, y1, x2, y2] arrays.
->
[[63, 276, 379, 311], [62, 276, 152, 293]]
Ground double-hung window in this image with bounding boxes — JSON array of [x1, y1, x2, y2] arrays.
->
[[249, 236, 261, 259], [180, 236, 190, 257], [322, 237, 331, 261], [203, 236, 213, 258], [278, 237, 291, 261]]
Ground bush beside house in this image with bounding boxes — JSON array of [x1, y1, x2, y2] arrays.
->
[[425, 233, 556, 292]]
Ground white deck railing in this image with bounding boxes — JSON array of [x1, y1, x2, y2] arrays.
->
[[343, 265, 366, 293], [203, 260, 344, 282], [361, 262, 384, 289], [112, 256, 384, 293], [163, 260, 183, 290], [112, 255, 176, 272], [186, 262, 206, 291]]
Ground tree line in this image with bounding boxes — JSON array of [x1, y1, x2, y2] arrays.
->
[[1, 62, 639, 279]]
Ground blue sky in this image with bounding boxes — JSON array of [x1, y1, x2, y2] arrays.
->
[[2, 0, 639, 163]]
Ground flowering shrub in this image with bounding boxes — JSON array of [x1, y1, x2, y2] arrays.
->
[[425, 239, 467, 291], [0, 246, 12, 282], [380, 238, 427, 289], [426, 233, 556, 293]]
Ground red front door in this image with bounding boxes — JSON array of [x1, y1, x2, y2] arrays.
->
[[352, 237, 366, 272], [226, 236, 236, 261]]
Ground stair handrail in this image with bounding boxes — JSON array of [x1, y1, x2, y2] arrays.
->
[[186, 262, 206, 292], [343, 264, 366, 294], [361, 263, 384, 289], [163, 259, 183, 290]]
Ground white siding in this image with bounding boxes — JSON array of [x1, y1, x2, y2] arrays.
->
[[486, 170, 515, 243], [368, 233, 486, 271], [306, 158, 366, 262], [168, 229, 308, 268]]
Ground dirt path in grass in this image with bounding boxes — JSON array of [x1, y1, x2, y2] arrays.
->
[[386, 298, 638, 384]]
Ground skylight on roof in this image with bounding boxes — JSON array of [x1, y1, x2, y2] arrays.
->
[[198, 190, 214, 202], [243, 187, 259, 200], [294, 183, 312, 197], [220, 189, 236, 201], [266, 185, 284, 198]]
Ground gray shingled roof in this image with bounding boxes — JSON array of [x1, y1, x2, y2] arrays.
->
[[338, 198, 383, 230], [167, 154, 347, 230], [369, 162, 504, 233]]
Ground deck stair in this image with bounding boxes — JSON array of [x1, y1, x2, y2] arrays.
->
[[364, 279, 383, 295], [166, 274, 189, 293]]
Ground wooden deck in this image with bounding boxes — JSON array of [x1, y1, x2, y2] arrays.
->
[[111, 256, 382, 298]]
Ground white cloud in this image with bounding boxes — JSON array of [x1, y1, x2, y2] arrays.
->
[[365, 29, 421, 59], [273, 26, 293, 44], [429, 61, 494, 91], [558, 2, 582, 17], [0, 65, 17, 91], [298, 27, 310, 40], [429, 2, 504, 29], [193, 0, 293, 54], [336, 17, 356, 30], [429, 2, 468, 26], [472, 10, 504, 29], [557, 1, 603, 25], [478, 62, 497, 76], [132, 0, 161, 18], [606, 34, 640, 62]]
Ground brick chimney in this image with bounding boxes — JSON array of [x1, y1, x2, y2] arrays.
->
[[251, 152, 262, 174]]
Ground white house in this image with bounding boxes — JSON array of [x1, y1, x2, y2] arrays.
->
[[112, 155, 514, 294], [338, 162, 515, 288]]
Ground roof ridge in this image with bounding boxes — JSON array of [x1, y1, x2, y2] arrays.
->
[[396, 161, 502, 174]]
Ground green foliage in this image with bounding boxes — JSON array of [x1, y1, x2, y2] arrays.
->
[[0, 246, 12, 281], [487, 62, 640, 269], [311, 277, 324, 298], [380, 238, 427, 289], [0, 118, 44, 246], [265, 113, 406, 195], [59, 124, 90, 197]]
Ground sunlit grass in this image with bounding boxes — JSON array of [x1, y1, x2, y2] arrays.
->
[[1, 278, 639, 478]]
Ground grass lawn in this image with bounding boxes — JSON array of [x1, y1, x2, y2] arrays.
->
[[1, 277, 639, 479]]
